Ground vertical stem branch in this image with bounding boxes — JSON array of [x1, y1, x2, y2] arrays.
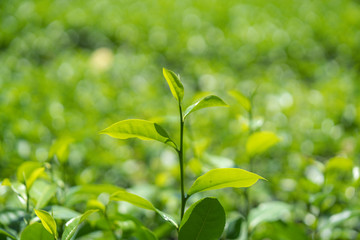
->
[[178, 103, 186, 220]]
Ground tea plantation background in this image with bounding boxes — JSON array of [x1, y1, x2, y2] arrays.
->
[[1, 0, 360, 239]]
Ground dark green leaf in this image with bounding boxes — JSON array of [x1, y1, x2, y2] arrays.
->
[[0, 228, 17, 240], [179, 197, 225, 240], [226, 216, 244, 239]]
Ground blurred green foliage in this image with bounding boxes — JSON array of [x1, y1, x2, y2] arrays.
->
[[1, 0, 360, 239]]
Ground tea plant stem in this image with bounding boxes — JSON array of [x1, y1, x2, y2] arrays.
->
[[25, 187, 30, 225], [178, 103, 187, 220]]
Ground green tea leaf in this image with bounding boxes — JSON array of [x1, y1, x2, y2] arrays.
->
[[17, 161, 45, 189], [100, 119, 176, 148], [226, 216, 244, 239], [111, 190, 156, 210], [0, 228, 17, 239], [20, 222, 54, 240], [188, 168, 265, 196], [326, 157, 353, 172], [111, 190, 178, 228], [49, 137, 74, 163], [31, 181, 57, 209], [34, 209, 57, 239], [133, 226, 158, 240], [26, 167, 45, 190], [246, 131, 280, 157], [163, 68, 184, 102], [179, 197, 225, 240], [184, 95, 228, 119], [229, 90, 251, 112], [249, 201, 291, 230], [1, 178, 11, 186], [61, 210, 98, 240]]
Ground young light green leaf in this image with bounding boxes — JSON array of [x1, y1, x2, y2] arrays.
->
[[163, 68, 184, 102], [100, 119, 176, 148], [17, 161, 44, 188], [31, 181, 57, 209], [179, 197, 225, 240], [326, 157, 353, 172], [34, 209, 57, 239], [0, 228, 17, 239], [1, 178, 11, 186], [184, 95, 228, 119], [246, 131, 280, 157], [229, 90, 251, 112], [48, 137, 74, 163], [26, 167, 45, 190], [111, 190, 155, 210], [188, 168, 265, 196], [20, 222, 54, 240], [111, 190, 178, 228], [61, 209, 98, 240]]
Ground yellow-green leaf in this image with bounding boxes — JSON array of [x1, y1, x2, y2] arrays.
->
[[326, 157, 353, 172], [17, 162, 45, 190], [184, 95, 228, 119], [48, 137, 73, 163], [111, 190, 156, 210], [34, 209, 57, 239], [1, 178, 11, 186], [246, 131, 280, 157], [163, 68, 184, 102], [100, 119, 176, 148], [188, 168, 265, 196], [27, 168, 45, 190], [229, 90, 251, 112]]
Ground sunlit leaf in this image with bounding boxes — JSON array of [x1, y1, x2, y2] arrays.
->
[[111, 190, 178, 228], [61, 210, 98, 240], [34, 209, 57, 239], [17, 162, 44, 188], [26, 167, 45, 190], [246, 131, 280, 157], [1, 178, 11, 186], [179, 197, 225, 240], [184, 95, 228, 119], [100, 119, 176, 148], [48, 137, 74, 163], [249, 201, 291, 230], [163, 68, 184, 102], [326, 157, 353, 172], [229, 90, 251, 112], [188, 168, 265, 196], [20, 222, 53, 240]]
